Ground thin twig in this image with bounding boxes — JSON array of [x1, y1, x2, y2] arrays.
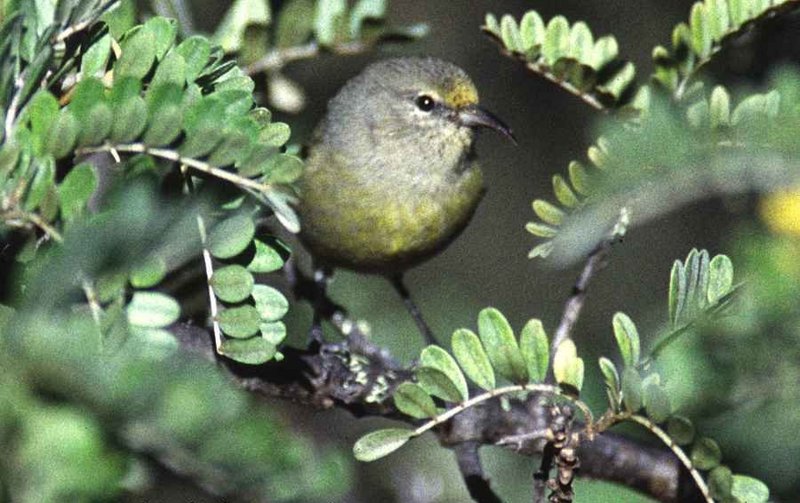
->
[[2, 210, 64, 243], [547, 240, 612, 381], [244, 40, 370, 75], [625, 415, 712, 503], [77, 143, 273, 195], [183, 168, 223, 353], [54, 0, 120, 43], [81, 279, 103, 327]]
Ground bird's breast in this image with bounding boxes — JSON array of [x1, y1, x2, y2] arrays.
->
[[298, 148, 485, 273]]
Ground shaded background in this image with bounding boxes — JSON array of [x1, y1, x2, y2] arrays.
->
[[144, 0, 800, 501]]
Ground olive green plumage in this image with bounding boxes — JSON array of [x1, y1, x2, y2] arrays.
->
[[298, 57, 511, 274]]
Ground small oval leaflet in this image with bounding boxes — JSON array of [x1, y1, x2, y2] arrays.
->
[[207, 214, 255, 259], [218, 305, 261, 339], [393, 382, 437, 419], [353, 428, 415, 462], [210, 265, 255, 303], [451, 328, 495, 391], [127, 291, 180, 328]]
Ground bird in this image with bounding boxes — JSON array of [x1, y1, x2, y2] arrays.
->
[[297, 57, 515, 344]]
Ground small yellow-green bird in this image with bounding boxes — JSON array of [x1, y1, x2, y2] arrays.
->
[[298, 57, 514, 343]]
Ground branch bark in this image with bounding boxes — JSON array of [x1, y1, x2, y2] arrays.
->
[[172, 322, 700, 502]]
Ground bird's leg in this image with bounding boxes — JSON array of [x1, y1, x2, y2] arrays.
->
[[309, 266, 332, 347], [390, 274, 437, 345]]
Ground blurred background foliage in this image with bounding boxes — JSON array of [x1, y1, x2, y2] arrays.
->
[[2, 0, 800, 501]]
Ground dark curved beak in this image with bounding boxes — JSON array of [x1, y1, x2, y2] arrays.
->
[[458, 105, 517, 145]]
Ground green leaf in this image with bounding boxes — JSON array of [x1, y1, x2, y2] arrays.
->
[[259, 321, 287, 344], [552, 339, 584, 392], [708, 465, 733, 499], [266, 189, 301, 233], [210, 265, 255, 303], [262, 153, 304, 184], [214, 0, 271, 53], [116, 27, 156, 79], [731, 475, 769, 503], [251, 284, 289, 321], [353, 428, 414, 462], [207, 214, 255, 259], [130, 256, 168, 288], [542, 15, 569, 64], [24, 159, 55, 212], [519, 319, 549, 383], [175, 36, 212, 82], [28, 91, 58, 154], [58, 163, 97, 221], [315, 0, 347, 46], [143, 17, 177, 60], [666, 415, 695, 445], [416, 367, 464, 403], [70, 78, 112, 147], [81, 33, 111, 78], [150, 49, 187, 88], [553, 174, 581, 207], [689, 3, 711, 57], [598, 356, 620, 408], [642, 383, 671, 423], [621, 367, 642, 412], [691, 437, 722, 470], [612, 312, 640, 367], [500, 14, 523, 52], [143, 84, 183, 147], [218, 305, 261, 338], [349, 0, 386, 39], [259, 122, 291, 147], [525, 221, 558, 238], [709, 86, 731, 128], [707, 255, 734, 305], [247, 238, 287, 273], [276, 0, 316, 47], [519, 10, 545, 50], [669, 259, 685, 327], [532, 199, 565, 226], [219, 335, 277, 364], [393, 382, 437, 419], [477, 308, 527, 383], [127, 292, 180, 328], [44, 109, 78, 159], [419, 345, 468, 402], [451, 328, 495, 390]]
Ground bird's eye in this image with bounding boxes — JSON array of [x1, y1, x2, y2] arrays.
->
[[415, 95, 435, 112]]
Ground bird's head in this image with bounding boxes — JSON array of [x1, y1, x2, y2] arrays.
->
[[326, 58, 515, 155]]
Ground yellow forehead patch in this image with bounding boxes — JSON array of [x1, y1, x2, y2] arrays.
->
[[443, 79, 478, 108]]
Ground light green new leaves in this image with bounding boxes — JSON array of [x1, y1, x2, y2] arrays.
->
[[484, 11, 636, 108], [214, 0, 271, 53], [552, 339, 584, 392], [477, 308, 528, 383], [612, 312, 640, 368], [731, 475, 769, 503], [519, 319, 549, 382], [451, 328, 495, 391]]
